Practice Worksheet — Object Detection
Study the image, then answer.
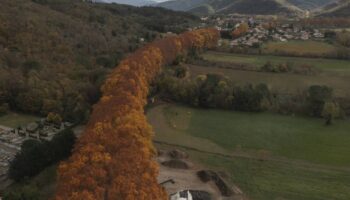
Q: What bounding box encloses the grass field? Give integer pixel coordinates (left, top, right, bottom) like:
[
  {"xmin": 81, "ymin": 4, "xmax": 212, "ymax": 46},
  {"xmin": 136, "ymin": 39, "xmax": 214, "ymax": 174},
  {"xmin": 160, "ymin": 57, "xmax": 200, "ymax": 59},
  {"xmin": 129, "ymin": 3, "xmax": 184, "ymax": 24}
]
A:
[
  {"xmin": 4, "ymin": 165, "xmax": 57, "ymax": 200},
  {"xmin": 188, "ymin": 64, "xmax": 350, "ymax": 97},
  {"xmin": 203, "ymin": 51, "xmax": 350, "ymax": 72},
  {"xmin": 196, "ymin": 52, "xmax": 350, "ymax": 97},
  {"xmin": 262, "ymin": 40, "xmax": 337, "ymax": 55},
  {"xmin": 192, "ymin": 152, "xmax": 350, "ymax": 200},
  {"xmin": 0, "ymin": 112, "xmax": 40, "ymax": 128},
  {"xmin": 148, "ymin": 104, "xmax": 350, "ymax": 200}
]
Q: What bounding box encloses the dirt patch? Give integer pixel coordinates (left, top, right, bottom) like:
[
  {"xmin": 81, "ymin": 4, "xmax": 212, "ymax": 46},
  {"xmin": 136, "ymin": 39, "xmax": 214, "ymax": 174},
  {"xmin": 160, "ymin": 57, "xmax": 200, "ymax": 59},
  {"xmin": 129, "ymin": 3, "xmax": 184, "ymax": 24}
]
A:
[
  {"xmin": 162, "ymin": 159, "xmax": 191, "ymax": 169},
  {"xmin": 168, "ymin": 149, "xmax": 189, "ymax": 159},
  {"xmin": 157, "ymin": 148, "xmax": 247, "ymax": 200},
  {"xmin": 197, "ymin": 170, "xmax": 233, "ymax": 197},
  {"xmin": 157, "ymin": 148, "xmax": 222, "ymax": 199}
]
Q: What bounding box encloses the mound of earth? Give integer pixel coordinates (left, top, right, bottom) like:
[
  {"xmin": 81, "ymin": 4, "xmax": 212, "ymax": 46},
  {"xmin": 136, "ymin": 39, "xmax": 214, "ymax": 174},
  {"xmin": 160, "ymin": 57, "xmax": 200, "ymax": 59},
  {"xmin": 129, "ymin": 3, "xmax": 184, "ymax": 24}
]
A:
[
  {"xmin": 168, "ymin": 149, "xmax": 189, "ymax": 159},
  {"xmin": 197, "ymin": 170, "xmax": 233, "ymax": 197},
  {"xmin": 162, "ymin": 159, "xmax": 191, "ymax": 169},
  {"xmin": 174, "ymin": 190, "xmax": 212, "ymax": 200}
]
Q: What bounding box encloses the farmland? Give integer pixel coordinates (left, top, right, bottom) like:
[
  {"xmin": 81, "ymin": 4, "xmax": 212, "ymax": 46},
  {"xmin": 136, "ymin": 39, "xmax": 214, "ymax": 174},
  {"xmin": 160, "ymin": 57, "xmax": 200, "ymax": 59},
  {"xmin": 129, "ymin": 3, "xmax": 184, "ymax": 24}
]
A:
[
  {"xmin": 262, "ymin": 40, "xmax": 338, "ymax": 55},
  {"xmin": 0, "ymin": 112, "xmax": 40, "ymax": 128},
  {"xmin": 202, "ymin": 51, "xmax": 350, "ymax": 72},
  {"xmin": 148, "ymin": 104, "xmax": 350, "ymax": 200},
  {"xmin": 192, "ymin": 52, "xmax": 350, "ymax": 97}
]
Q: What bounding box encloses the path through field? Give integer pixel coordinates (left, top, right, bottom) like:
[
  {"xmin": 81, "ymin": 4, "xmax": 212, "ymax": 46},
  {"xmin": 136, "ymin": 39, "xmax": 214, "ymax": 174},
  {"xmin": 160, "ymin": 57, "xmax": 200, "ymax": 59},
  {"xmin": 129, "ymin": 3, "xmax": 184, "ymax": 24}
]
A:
[
  {"xmin": 149, "ymin": 105, "xmax": 350, "ymax": 172},
  {"xmin": 147, "ymin": 104, "xmax": 350, "ymax": 199}
]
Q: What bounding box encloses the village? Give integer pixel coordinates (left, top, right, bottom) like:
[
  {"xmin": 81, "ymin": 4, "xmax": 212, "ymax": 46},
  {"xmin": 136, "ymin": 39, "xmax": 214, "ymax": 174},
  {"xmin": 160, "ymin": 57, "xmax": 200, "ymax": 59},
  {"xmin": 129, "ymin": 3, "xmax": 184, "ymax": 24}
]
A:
[
  {"xmin": 0, "ymin": 117, "xmax": 73, "ymax": 184},
  {"xmin": 229, "ymin": 24, "xmax": 325, "ymax": 47},
  {"xmin": 201, "ymin": 15, "xmax": 326, "ymax": 48}
]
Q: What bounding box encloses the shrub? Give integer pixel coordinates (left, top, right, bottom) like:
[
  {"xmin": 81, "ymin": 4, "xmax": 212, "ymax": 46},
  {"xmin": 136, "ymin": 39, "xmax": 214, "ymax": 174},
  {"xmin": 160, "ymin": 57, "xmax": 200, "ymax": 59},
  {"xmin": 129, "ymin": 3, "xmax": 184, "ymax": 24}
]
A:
[
  {"xmin": 9, "ymin": 129, "xmax": 76, "ymax": 181},
  {"xmin": 3, "ymin": 185, "xmax": 40, "ymax": 200},
  {"xmin": 307, "ymin": 85, "xmax": 333, "ymax": 117},
  {"xmin": 46, "ymin": 112, "xmax": 62, "ymax": 125},
  {"xmin": 0, "ymin": 103, "xmax": 9, "ymax": 116},
  {"xmin": 174, "ymin": 65, "xmax": 187, "ymax": 78},
  {"xmin": 233, "ymin": 84, "xmax": 270, "ymax": 112},
  {"xmin": 96, "ymin": 56, "xmax": 113, "ymax": 68},
  {"xmin": 322, "ymin": 101, "xmax": 341, "ymax": 125},
  {"xmin": 336, "ymin": 31, "xmax": 350, "ymax": 47}
]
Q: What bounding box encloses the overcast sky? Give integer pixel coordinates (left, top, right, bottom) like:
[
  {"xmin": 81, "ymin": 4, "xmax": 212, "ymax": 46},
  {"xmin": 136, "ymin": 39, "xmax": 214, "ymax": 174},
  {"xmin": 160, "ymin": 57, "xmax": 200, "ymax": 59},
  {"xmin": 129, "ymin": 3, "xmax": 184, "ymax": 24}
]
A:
[{"xmin": 104, "ymin": 0, "xmax": 168, "ymax": 2}]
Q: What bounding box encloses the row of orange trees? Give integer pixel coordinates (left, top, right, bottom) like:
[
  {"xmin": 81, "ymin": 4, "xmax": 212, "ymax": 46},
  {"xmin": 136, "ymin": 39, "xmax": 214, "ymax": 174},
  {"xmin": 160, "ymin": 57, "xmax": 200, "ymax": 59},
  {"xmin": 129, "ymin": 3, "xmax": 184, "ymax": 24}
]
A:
[{"xmin": 54, "ymin": 28, "xmax": 219, "ymax": 200}]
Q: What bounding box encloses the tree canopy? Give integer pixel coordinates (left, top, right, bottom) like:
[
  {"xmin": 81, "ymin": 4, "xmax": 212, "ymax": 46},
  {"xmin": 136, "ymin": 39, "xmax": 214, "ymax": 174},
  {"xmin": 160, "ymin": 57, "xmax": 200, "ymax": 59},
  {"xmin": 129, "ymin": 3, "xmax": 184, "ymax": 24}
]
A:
[{"xmin": 54, "ymin": 28, "xmax": 220, "ymax": 200}]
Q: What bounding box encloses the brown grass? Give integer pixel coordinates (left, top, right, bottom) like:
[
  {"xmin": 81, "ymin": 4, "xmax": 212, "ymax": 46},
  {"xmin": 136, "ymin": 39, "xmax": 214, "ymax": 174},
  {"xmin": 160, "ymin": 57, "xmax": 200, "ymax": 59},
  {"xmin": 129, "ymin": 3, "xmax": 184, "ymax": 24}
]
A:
[{"xmin": 186, "ymin": 64, "xmax": 350, "ymax": 97}]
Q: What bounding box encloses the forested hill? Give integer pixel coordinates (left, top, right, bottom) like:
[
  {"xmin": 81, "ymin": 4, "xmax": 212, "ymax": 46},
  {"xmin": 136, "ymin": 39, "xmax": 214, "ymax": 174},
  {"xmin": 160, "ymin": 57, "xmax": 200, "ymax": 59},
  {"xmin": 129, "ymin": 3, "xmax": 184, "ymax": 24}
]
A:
[
  {"xmin": 318, "ymin": 0, "xmax": 350, "ymax": 17},
  {"xmin": 156, "ymin": 0, "xmax": 304, "ymax": 16},
  {"xmin": 0, "ymin": 0, "xmax": 198, "ymax": 122},
  {"xmin": 286, "ymin": 0, "xmax": 336, "ymax": 10}
]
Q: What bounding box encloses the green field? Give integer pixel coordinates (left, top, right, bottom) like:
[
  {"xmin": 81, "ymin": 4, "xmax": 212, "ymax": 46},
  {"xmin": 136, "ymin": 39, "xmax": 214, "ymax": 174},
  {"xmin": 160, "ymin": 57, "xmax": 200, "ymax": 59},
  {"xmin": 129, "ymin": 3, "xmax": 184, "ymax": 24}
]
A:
[
  {"xmin": 196, "ymin": 52, "xmax": 350, "ymax": 97},
  {"xmin": 203, "ymin": 51, "xmax": 350, "ymax": 72},
  {"xmin": 262, "ymin": 40, "xmax": 337, "ymax": 55},
  {"xmin": 0, "ymin": 112, "xmax": 40, "ymax": 128},
  {"xmin": 148, "ymin": 104, "xmax": 350, "ymax": 200},
  {"xmin": 4, "ymin": 165, "xmax": 57, "ymax": 200},
  {"xmin": 192, "ymin": 152, "xmax": 350, "ymax": 200}
]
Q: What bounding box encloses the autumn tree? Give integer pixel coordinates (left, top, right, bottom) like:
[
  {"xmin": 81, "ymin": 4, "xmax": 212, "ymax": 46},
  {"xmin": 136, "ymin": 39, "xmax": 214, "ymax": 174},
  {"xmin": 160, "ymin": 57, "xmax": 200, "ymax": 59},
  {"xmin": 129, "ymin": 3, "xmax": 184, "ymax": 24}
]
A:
[
  {"xmin": 322, "ymin": 101, "xmax": 340, "ymax": 125},
  {"xmin": 232, "ymin": 23, "xmax": 249, "ymax": 39},
  {"xmin": 54, "ymin": 28, "xmax": 220, "ymax": 200}
]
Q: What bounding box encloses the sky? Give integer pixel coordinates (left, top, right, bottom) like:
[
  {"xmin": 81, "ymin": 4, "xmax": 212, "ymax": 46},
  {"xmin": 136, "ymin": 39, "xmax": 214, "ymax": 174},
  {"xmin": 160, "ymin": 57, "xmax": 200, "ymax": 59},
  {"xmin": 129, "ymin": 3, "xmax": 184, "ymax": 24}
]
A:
[{"xmin": 104, "ymin": 0, "xmax": 168, "ymax": 2}]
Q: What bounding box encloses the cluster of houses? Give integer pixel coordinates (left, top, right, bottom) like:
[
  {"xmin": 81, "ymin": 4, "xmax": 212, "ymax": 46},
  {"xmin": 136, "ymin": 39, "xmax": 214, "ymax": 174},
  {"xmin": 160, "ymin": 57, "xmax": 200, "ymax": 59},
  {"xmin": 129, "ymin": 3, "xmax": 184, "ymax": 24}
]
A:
[
  {"xmin": 233, "ymin": 24, "xmax": 324, "ymax": 47},
  {"xmin": 228, "ymin": 24, "xmax": 325, "ymax": 47},
  {"xmin": 0, "ymin": 119, "xmax": 73, "ymax": 182},
  {"xmin": 207, "ymin": 15, "xmax": 326, "ymax": 48}
]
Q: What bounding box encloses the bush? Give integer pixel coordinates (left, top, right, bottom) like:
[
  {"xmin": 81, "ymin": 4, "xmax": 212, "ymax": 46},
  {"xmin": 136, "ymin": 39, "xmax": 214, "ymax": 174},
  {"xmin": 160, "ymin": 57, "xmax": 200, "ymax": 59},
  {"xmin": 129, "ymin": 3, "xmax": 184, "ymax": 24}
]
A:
[
  {"xmin": 21, "ymin": 60, "xmax": 41, "ymax": 75},
  {"xmin": 0, "ymin": 103, "xmax": 9, "ymax": 116},
  {"xmin": 96, "ymin": 55, "xmax": 114, "ymax": 68},
  {"xmin": 307, "ymin": 85, "xmax": 333, "ymax": 117},
  {"xmin": 336, "ymin": 31, "xmax": 350, "ymax": 47},
  {"xmin": 9, "ymin": 129, "xmax": 76, "ymax": 181},
  {"xmin": 46, "ymin": 112, "xmax": 62, "ymax": 125},
  {"xmin": 322, "ymin": 101, "xmax": 341, "ymax": 125},
  {"xmin": 174, "ymin": 65, "xmax": 187, "ymax": 78},
  {"xmin": 233, "ymin": 84, "xmax": 270, "ymax": 112},
  {"xmin": 261, "ymin": 61, "xmax": 292, "ymax": 73},
  {"xmin": 3, "ymin": 185, "xmax": 40, "ymax": 200}
]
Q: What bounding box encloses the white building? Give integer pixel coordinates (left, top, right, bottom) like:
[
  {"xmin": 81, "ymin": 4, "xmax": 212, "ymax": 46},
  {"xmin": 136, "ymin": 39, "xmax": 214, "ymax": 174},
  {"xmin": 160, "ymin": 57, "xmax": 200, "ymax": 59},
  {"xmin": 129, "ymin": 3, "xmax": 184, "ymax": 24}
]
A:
[{"xmin": 170, "ymin": 190, "xmax": 193, "ymax": 200}]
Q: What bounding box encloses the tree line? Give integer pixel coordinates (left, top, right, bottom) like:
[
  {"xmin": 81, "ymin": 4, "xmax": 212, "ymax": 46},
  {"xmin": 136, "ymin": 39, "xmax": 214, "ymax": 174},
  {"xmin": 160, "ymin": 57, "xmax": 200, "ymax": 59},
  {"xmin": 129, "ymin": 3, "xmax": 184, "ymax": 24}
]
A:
[
  {"xmin": 53, "ymin": 28, "xmax": 220, "ymax": 200},
  {"xmin": 154, "ymin": 67, "xmax": 344, "ymax": 125},
  {"xmin": 0, "ymin": 0, "xmax": 198, "ymax": 122}
]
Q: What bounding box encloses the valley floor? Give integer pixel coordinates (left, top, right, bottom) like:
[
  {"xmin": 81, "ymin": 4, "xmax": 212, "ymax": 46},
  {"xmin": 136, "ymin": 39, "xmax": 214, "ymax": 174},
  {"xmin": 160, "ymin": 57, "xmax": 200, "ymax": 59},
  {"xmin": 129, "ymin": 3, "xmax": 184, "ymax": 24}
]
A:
[
  {"xmin": 200, "ymin": 52, "xmax": 350, "ymax": 97},
  {"xmin": 147, "ymin": 104, "xmax": 350, "ymax": 200}
]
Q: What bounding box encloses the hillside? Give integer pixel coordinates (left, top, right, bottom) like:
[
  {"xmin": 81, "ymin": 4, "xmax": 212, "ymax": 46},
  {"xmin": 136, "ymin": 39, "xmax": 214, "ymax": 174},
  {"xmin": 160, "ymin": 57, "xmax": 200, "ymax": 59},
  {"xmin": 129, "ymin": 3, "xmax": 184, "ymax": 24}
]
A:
[
  {"xmin": 0, "ymin": 0, "xmax": 198, "ymax": 121},
  {"xmin": 217, "ymin": 0, "xmax": 304, "ymax": 15},
  {"xmin": 188, "ymin": 4, "xmax": 215, "ymax": 15},
  {"xmin": 318, "ymin": 0, "xmax": 350, "ymax": 17},
  {"xmin": 100, "ymin": 0, "xmax": 157, "ymax": 6},
  {"xmin": 287, "ymin": 0, "xmax": 335, "ymax": 10},
  {"xmin": 156, "ymin": 0, "xmax": 304, "ymax": 16},
  {"xmin": 156, "ymin": 0, "xmax": 209, "ymax": 11}
]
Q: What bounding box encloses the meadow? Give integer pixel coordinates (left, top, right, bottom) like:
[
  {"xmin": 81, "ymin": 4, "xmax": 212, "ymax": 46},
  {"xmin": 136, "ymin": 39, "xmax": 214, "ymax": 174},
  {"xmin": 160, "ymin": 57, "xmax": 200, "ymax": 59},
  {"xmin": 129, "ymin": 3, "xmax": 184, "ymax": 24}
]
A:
[
  {"xmin": 202, "ymin": 51, "xmax": 350, "ymax": 72},
  {"xmin": 0, "ymin": 112, "xmax": 40, "ymax": 128},
  {"xmin": 195, "ymin": 52, "xmax": 350, "ymax": 97},
  {"xmin": 262, "ymin": 40, "xmax": 337, "ymax": 55},
  {"xmin": 147, "ymin": 104, "xmax": 350, "ymax": 200}
]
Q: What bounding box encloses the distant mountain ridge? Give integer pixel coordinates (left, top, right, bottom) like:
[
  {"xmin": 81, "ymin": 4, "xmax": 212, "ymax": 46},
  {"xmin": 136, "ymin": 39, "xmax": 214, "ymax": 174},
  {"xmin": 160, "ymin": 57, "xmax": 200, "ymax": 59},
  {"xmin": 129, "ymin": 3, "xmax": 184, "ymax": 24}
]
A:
[
  {"xmin": 99, "ymin": 0, "xmax": 157, "ymax": 6},
  {"xmin": 156, "ymin": 0, "xmax": 304, "ymax": 16},
  {"xmin": 286, "ymin": 0, "xmax": 336, "ymax": 10},
  {"xmin": 317, "ymin": 0, "xmax": 350, "ymax": 17}
]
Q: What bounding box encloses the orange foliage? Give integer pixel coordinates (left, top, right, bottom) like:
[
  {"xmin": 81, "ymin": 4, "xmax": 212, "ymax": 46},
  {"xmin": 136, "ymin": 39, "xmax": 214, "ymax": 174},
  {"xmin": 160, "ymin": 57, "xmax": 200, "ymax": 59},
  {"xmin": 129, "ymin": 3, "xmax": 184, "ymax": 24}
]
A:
[
  {"xmin": 232, "ymin": 23, "xmax": 249, "ymax": 39},
  {"xmin": 54, "ymin": 28, "xmax": 219, "ymax": 200}
]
